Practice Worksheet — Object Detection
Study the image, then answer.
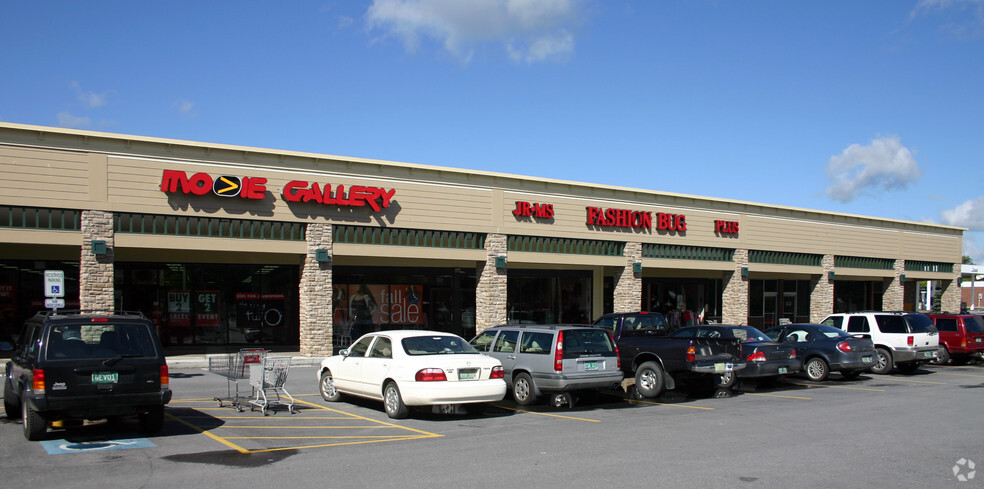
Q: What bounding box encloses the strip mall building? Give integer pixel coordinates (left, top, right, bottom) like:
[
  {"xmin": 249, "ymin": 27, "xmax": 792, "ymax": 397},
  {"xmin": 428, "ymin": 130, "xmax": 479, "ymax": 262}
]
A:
[{"xmin": 0, "ymin": 122, "xmax": 964, "ymax": 355}]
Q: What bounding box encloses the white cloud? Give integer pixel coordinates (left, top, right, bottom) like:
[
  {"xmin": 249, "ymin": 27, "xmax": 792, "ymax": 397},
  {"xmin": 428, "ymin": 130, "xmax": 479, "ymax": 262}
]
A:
[
  {"xmin": 70, "ymin": 81, "xmax": 111, "ymax": 108},
  {"xmin": 366, "ymin": 0, "xmax": 581, "ymax": 63},
  {"xmin": 57, "ymin": 111, "xmax": 92, "ymax": 129},
  {"xmin": 910, "ymin": 0, "xmax": 984, "ymax": 38},
  {"xmin": 175, "ymin": 99, "xmax": 195, "ymax": 116},
  {"xmin": 941, "ymin": 196, "xmax": 984, "ymax": 230},
  {"xmin": 824, "ymin": 136, "xmax": 923, "ymax": 203}
]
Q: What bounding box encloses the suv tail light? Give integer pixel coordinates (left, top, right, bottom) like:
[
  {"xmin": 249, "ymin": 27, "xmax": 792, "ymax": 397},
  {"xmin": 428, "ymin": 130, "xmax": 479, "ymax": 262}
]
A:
[
  {"xmin": 415, "ymin": 368, "xmax": 448, "ymax": 381},
  {"xmin": 32, "ymin": 369, "xmax": 45, "ymax": 394},
  {"xmin": 836, "ymin": 341, "xmax": 853, "ymax": 352},
  {"xmin": 490, "ymin": 366, "xmax": 504, "ymax": 379},
  {"xmin": 686, "ymin": 344, "xmax": 696, "ymax": 362},
  {"xmin": 554, "ymin": 330, "xmax": 565, "ymax": 372},
  {"xmin": 160, "ymin": 365, "xmax": 169, "ymax": 389},
  {"xmin": 907, "ymin": 336, "xmax": 914, "ymax": 347},
  {"xmin": 961, "ymin": 338, "xmax": 967, "ymax": 348},
  {"xmin": 746, "ymin": 351, "xmax": 767, "ymax": 362}
]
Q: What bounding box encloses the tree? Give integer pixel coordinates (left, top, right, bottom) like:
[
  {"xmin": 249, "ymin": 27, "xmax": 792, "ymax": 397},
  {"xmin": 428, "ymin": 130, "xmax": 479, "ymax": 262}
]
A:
[{"xmin": 963, "ymin": 255, "xmax": 974, "ymax": 265}]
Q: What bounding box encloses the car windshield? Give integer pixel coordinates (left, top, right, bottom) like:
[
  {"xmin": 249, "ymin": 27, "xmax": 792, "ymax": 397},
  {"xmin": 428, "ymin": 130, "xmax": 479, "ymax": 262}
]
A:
[
  {"xmin": 965, "ymin": 316, "xmax": 984, "ymax": 333},
  {"xmin": 904, "ymin": 314, "xmax": 938, "ymax": 334},
  {"xmin": 46, "ymin": 322, "xmax": 157, "ymax": 360},
  {"xmin": 812, "ymin": 325, "xmax": 851, "ymax": 339},
  {"xmin": 402, "ymin": 335, "xmax": 479, "ymax": 355}
]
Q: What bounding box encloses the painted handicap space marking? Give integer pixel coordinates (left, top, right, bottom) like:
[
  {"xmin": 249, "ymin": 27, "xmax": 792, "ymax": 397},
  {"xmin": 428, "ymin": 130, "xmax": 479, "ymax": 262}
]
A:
[{"xmin": 41, "ymin": 437, "xmax": 155, "ymax": 454}]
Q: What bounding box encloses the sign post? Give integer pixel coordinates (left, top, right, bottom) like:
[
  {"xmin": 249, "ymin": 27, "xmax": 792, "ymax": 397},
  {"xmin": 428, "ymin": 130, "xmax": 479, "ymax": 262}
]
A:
[{"xmin": 43, "ymin": 270, "xmax": 65, "ymax": 311}]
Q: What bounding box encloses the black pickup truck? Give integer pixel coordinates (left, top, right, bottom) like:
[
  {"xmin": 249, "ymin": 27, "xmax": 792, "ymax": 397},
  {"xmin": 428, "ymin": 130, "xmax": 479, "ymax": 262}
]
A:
[{"xmin": 594, "ymin": 312, "xmax": 746, "ymax": 398}]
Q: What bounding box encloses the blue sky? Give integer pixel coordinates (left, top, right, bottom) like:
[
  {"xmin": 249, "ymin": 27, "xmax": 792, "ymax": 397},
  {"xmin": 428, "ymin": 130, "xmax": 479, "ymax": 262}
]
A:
[{"xmin": 3, "ymin": 1, "xmax": 983, "ymax": 262}]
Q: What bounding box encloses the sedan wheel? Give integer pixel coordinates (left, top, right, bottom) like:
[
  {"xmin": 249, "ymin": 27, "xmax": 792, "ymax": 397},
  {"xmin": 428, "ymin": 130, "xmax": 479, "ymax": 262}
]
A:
[
  {"xmin": 383, "ymin": 382, "xmax": 409, "ymax": 419},
  {"xmin": 319, "ymin": 370, "xmax": 342, "ymax": 402},
  {"xmin": 804, "ymin": 357, "xmax": 829, "ymax": 382}
]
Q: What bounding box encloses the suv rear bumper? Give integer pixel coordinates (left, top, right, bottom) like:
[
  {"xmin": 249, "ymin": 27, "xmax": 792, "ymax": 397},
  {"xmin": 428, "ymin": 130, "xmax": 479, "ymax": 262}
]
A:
[
  {"xmin": 28, "ymin": 389, "xmax": 172, "ymax": 419},
  {"xmin": 892, "ymin": 347, "xmax": 938, "ymax": 363}
]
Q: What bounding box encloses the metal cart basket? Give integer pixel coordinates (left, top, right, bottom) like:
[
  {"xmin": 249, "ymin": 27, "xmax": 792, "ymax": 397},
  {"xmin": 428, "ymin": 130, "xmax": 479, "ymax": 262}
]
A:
[
  {"xmin": 208, "ymin": 349, "xmax": 268, "ymax": 411},
  {"xmin": 248, "ymin": 356, "xmax": 296, "ymax": 415}
]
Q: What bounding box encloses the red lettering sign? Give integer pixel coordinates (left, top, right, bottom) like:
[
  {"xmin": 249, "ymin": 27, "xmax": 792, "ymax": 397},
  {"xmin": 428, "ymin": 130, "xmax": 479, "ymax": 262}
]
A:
[
  {"xmin": 282, "ymin": 181, "xmax": 395, "ymax": 212},
  {"xmin": 513, "ymin": 201, "xmax": 554, "ymax": 219},
  {"xmin": 714, "ymin": 220, "xmax": 739, "ymax": 235},
  {"xmin": 161, "ymin": 170, "xmax": 266, "ymax": 200}
]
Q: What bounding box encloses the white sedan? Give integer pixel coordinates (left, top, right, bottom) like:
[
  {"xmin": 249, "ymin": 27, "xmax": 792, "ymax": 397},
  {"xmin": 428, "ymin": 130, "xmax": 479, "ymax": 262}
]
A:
[{"xmin": 317, "ymin": 330, "xmax": 506, "ymax": 418}]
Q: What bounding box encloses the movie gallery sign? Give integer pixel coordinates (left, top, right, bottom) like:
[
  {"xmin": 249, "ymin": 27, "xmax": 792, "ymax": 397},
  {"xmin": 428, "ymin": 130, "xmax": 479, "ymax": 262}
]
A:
[{"xmin": 160, "ymin": 170, "xmax": 396, "ymax": 211}]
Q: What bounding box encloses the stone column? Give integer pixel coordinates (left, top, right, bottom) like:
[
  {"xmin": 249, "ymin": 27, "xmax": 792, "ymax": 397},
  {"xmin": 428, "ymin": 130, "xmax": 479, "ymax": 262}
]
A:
[
  {"xmin": 299, "ymin": 223, "xmax": 333, "ymax": 356},
  {"xmin": 810, "ymin": 254, "xmax": 835, "ymax": 322},
  {"xmin": 722, "ymin": 249, "xmax": 749, "ymax": 324},
  {"xmin": 940, "ymin": 262, "xmax": 963, "ymax": 313},
  {"xmin": 476, "ymin": 233, "xmax": 507, "ymax": 333},
  {"xmin": 883, "ymin": 259, "xmax": 905, "ymax": 311},
  {"xmin": 613, "ymin": 242, "xmax": 642, "ymax": 313},
  {"xmin": 80, "ymin": 210, "xmax": 114, "ymax": 313}
]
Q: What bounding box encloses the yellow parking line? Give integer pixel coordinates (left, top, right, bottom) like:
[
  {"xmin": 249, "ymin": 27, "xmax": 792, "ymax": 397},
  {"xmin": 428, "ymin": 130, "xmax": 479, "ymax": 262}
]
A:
[
  {"xmin": 166, "ymin": 412, "xmax": 251, "ymax": 454},
  {"xmin": 791, "ymin": 383, "xmax": 886, "ymax": 392},
  {"xmin": 623, "ymin": 399, "xmax": 715, "ymax": 410},
  {"xmin": 745, "ymin": 393, "xmax": 811, "ymax": 400},
  {"xmin": 879, "ymin": 377, "xmax": 947, "ymax": 385},
  {"xmin": 208, "ymin": 425, "xmax": 396, "ymax": 429},
  {"xmin": 494, "ymin": 405, "xmax": 601, "ymax": 421}
]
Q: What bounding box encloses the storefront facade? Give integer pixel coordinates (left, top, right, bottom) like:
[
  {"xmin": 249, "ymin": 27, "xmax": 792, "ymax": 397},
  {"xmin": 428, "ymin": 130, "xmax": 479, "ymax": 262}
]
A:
[{"xmin": 0, "ymin": 123, "xmax": 965, "ymax": 355}]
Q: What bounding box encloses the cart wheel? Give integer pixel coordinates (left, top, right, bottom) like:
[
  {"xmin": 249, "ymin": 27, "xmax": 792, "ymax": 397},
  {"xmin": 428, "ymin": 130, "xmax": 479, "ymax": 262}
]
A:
[
  {"xmin": 263, "ymin": 410, "xmax": 270, "ymax": 416},
  {"xmin": 216, "ymin": 400, "xmax": 223, "ymax": 407},
  {"xmin": 236, "ymin": 405, "xmax": 243, "ymax": 413},
  {"xmin": 249, "ymin": 405, "xmax": 255, "ymax": 412}
]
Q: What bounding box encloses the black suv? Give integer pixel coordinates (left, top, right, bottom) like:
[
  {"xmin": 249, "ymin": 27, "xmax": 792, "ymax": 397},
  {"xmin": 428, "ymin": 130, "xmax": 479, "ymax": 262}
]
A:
[{"xmin": 3, "ymin": 310, "xmax": 172, "ymax": 440}]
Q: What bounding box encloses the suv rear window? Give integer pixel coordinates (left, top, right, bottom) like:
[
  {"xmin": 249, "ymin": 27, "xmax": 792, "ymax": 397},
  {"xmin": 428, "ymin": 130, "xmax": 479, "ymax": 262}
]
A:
[
  {"xmin": 964, "ymin": 316, "xmax": 984, "ymax": 333},
  {"xmin": 874, "ymin": 315, "xmax": 908, "ymax": 334},
  {"xmin": 46, "ymin": 322, "xmax": 158, "ymax": 360},
  {"xmin": 562, "ymin": 329, "xmax": 615, "ymax": 357},
  {"xmin": 903, "ymin": 314, "xmax": 937, "ymax": 334}
]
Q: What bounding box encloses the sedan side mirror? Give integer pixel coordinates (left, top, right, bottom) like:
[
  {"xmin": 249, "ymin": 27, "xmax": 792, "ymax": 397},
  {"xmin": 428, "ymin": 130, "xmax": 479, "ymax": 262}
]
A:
[{"xmin": 338, "ymin": 348, "xmax": 349, "ymax": 357}]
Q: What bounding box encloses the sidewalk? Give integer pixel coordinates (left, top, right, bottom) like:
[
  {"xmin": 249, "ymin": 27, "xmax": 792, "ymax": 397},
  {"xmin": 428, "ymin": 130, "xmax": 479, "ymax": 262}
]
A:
[{"xmin": 166, "ymin": 352, "xmax": 324, "ymax": 370}]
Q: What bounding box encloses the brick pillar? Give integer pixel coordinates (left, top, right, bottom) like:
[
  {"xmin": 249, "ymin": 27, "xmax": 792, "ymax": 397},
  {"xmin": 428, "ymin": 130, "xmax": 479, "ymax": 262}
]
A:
[
  {"xmin": 476, "ymin": 233, "xmax": 507, "ymax": 333},
  {"xmin": 883, "ymin": 259, "xmax": 905, "ymax": 311},
  {"xmin": 613, "ymin": 242, "xmax": 642, "ymax": 313},
  {"xmin": 810, "ymin": 254, "xmax": 835, "ymax": 322},
  {"xmin": 80, "ymin": 210, "xmax": 114, "ymax": 313},
  {"xmin": 722, "ymin": 249, "xmax": 749, "ymax": 324},
  {"xmin": 299, "ymin": 223, "xmax": 333, "ymax": 356},
  {"xmin": 940, "ymin": 262, "xmax": 962, "ymax": 313}
]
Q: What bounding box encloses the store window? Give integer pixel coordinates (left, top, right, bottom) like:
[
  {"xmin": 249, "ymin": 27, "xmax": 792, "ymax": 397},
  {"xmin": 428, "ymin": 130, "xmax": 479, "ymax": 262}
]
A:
[
  {"xmin": 115, "ymin": 263, "xmax": 299, "ymax": 347},
  {"xmin": 643, "ymin": 278, "xmax": 722, "ymax": 326},
  {"xmin": 507, "ymin": 270, "xmax": 592, "ymax": 325},
  {"xmin": 0, "ymin": 260, "xmax": 80, "ymax": 344}
]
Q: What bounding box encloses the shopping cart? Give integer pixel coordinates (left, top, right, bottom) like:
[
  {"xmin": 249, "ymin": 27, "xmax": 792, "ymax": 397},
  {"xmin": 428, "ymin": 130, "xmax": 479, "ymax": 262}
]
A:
[
  {"xmin": 247, "ymin": 356, "xmax": 296, "ymax": 415},
  {"xmin": 208, "ymin": 349, "xmax": 268, "ymax": 412}
]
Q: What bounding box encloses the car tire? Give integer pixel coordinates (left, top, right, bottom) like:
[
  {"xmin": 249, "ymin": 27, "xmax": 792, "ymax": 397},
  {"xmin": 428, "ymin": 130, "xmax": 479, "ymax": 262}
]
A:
[
  {"xmin": 804, "ymin": 357, "xmax": 829, "ymax": 382},
  {"xmin": 714, "ymin": 371, "xmax": 737, "ymax": 389},
  {"xmin": 512, "ymin": 372, "xmax": 537, "ymax": 406},
  {"xmin": 383, "ymin": 382, "xmax": 409, "ymax": 419},
  {"xmin": 634, "ymin": 361, "xmax": 665, "ymax": 398},
  {"xmin": 931, "ymin": 346, "xmax": 950, "ymax": 365},
  {"xmin": 139, "ymin": 406, "xmax": 165, "ymax": 434},
  {"xmin": 319, "ymin": 370, "xmax": 342, "ymax": 402},
  {"xmin": 22, "ymin": 393, "xmax": 46, "ymax": 441},
  {"xmin": 870, "ymin": 347, "xmax": 893, "ymax": 375},
  {"xmin": 4, "ymin": 376, "xmax": 21, "ymax": 420}
]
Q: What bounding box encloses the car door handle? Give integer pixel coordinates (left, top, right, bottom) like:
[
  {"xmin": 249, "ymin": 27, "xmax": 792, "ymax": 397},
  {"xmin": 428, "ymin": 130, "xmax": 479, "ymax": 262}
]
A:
[{"xmin": 507, "ymin": 355, "xmax": 516, "ymax": 360}]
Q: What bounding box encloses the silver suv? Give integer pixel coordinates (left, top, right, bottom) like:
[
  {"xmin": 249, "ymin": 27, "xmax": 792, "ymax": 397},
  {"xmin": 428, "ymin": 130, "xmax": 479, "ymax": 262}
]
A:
[
  {"xmin": 470, "ymin": 324, "xmax": 623, "ymax": 407},
  {"xmin": 819, "ymin": 312, "xmax": 938, "ymax": 374}
]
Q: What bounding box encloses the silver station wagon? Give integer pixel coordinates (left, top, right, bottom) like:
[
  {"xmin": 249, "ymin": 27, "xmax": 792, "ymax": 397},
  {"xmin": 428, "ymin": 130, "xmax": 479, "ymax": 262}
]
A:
[{"xmin": 470, "ymin": 324, "xmax": 623, "ymax": 408}]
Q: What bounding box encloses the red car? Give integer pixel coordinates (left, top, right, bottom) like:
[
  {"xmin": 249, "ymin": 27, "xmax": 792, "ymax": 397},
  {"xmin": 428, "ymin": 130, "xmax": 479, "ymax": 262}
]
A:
[{"xmin": 926, "ymin": 314, "xmax": 984, "ymax": 365}]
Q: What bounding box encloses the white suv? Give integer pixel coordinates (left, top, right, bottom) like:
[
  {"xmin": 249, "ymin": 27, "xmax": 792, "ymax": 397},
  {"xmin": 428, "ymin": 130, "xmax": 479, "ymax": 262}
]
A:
[{"xmin": 819, "ymin": 312, "xmax": 939, "ymax": 375}]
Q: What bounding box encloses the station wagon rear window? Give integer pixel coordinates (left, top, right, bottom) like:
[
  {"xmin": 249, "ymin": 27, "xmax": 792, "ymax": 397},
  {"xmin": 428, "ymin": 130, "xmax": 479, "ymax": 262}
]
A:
[
  {"xmin": 562, "ymin": 329, "xmax": 615, "ymax": 357},
  {"xmin": 965, "ymin": 316, "xmax": 984, "ymax": 333}
]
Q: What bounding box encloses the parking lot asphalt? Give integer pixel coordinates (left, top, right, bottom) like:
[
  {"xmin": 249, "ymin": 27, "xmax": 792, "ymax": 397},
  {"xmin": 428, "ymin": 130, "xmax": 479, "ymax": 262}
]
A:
[{"xmin": 2, "ymin": 362, "xmax": 983, "ymax": 489}]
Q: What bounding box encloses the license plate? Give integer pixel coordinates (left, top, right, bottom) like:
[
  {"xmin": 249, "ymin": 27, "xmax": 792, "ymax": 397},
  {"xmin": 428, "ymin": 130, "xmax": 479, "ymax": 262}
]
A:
[
  {"xmin": 583, "ymin": 361, "xmax": 598, "ymax": 371},
  {"xmin": 458, "ymin": 369, "xmax": 478, "ymax": 381},
  {"xmin": 976, "ymin": 338, "xmax": 981, "ymax": 344},
  {"xmin": 862, "ymin": 356, "xmax": 872, "ymax": 364},
  {"xmin": 778, "ymin": 367, "xmax": 788, "ymax": 374},
  {"xmin": 92, "ymin": 372, "xmax": 118, "ymax": 384},
  {"xmin": 714, "ymin": 363, "xmax": 733, "ymax": 372}
]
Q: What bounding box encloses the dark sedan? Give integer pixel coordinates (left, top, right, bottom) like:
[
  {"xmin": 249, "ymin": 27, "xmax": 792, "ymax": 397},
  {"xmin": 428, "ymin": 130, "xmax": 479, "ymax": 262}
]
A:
[
  {"xmin": 669, "ymin": 325, "xmax": 800, "ymax": 388},
  {"xmin": 763, "ymin": 324, "xmax": 875, "ymax": 381}
]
